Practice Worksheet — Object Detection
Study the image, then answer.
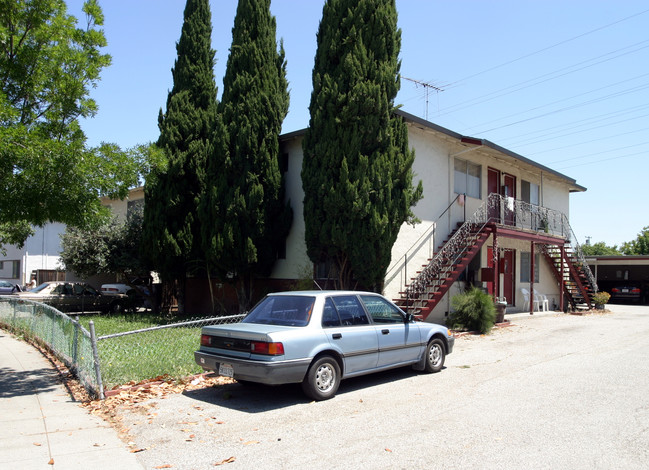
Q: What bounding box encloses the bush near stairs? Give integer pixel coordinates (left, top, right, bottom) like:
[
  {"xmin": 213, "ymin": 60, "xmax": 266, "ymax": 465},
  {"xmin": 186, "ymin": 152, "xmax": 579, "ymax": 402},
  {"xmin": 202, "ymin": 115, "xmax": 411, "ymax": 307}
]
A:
[{"xmin": 447, "ymin": 287, "xmax": 496, "ymax": 334}]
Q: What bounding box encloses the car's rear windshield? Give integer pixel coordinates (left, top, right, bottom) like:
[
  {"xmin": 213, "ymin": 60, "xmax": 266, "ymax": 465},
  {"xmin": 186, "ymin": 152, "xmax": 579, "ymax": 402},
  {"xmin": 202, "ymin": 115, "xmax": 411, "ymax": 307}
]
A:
[{"xmin": 242, "ymin": 295, "xmax": 315, "ymax": 327}]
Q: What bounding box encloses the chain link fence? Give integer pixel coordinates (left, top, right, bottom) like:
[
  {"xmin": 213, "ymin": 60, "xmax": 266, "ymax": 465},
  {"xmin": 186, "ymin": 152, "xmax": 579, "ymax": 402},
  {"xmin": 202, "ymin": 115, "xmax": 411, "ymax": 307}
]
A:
[
  {"xmin": 0, "ymin": 296, "xmax": 99, "ymax": 394},
  {"xmin": 95, "ymin": 314, "xmax": 244, "ymax": 394},
  {"xmin": 0, "ymin": 296, "xmax": 244, "ymax": 399}
]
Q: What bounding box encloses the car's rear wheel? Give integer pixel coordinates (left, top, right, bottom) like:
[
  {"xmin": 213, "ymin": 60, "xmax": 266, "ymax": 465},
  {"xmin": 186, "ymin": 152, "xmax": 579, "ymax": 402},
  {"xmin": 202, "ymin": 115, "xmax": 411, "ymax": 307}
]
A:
[
  {"xmin": 302, "ymin": 355, "xmax": 340, "ymax": 401},
  {"xmin": 108, "ymin": 301, "xmax": 124, "ymax": 314},
  {"xmin": 424, "ymin": 338, "xmax": 445, "ymax": 373}
]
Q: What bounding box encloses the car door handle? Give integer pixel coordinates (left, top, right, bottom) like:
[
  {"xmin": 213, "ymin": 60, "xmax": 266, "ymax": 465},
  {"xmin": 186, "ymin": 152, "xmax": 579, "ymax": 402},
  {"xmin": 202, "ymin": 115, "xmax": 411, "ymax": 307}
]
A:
[
  {"xmin": 332, "ymin": 333, "xmax": 342, "ymax": 340},
  {"xmin": 382, "ymin": 329, "xmax": 390, "ymax": 335}
]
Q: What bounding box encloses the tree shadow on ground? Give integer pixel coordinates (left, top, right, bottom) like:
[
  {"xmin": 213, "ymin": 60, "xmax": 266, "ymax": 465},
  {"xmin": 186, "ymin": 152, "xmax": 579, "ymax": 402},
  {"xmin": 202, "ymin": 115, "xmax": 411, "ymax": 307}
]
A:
[{"xmin": 0, "ymin": 366, "xmax": 59, "ymax": 398}]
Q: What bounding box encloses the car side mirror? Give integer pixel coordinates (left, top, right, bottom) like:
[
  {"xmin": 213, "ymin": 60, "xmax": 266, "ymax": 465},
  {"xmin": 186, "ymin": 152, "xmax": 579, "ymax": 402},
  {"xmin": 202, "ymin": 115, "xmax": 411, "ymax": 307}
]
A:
[{"xmin": 405, "ymin": 313, "xmax": 414, "ymax": 323}]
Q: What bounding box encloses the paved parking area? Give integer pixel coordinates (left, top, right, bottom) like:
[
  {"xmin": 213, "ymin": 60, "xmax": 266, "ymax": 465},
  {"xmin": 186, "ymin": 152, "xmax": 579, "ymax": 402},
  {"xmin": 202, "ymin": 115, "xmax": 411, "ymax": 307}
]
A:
[{"xmin": 110, "ymin": 305, "xmax": 649, "ymax": 469}]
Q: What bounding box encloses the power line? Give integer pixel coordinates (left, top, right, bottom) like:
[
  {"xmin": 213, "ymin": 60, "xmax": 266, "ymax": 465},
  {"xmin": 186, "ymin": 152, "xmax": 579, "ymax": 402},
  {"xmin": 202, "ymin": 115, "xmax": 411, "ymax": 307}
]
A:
[
  {"xmin": 500, "ymin": 102, "xmax": 649, "ymax": 147},
  {"xmin": 554, "ymin": 149, "xmax": 647, "ymax": 170},
  {"xmin": 471, "ymin": 81, "xmax": 649, "ymax": 135},
  {"xmin": 527, "ymin": 125, "xmax": 649, "ymax": 157},
  {"xmin": 442, "ymin": 7, "xmax": 649, "ymax": 88},
  {"xmin": 438, "ymin": 40, "xmax": 649, "ymax": 117}
]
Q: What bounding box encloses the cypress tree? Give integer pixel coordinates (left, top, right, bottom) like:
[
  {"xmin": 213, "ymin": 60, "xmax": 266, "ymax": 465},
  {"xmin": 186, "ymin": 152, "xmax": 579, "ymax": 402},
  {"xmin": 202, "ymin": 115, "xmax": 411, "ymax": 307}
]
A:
[
  {"xmin": 142, "ymin": 0, "xmax": 217, "ymax": 313},
  {"xmin": 302, "ymin": 0, "xmax": 423, "ymax": 291},
  {"xmin": 201, "ymin": 0, "xmax": 291, "ymax": 311}
]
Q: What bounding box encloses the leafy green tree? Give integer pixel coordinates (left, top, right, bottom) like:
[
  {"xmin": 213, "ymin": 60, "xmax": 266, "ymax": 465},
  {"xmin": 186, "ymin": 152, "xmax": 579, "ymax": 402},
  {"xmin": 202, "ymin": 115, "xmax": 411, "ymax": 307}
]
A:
[
  {"xmin": 302, "ymin": 0, "xmax": 422, "ymax": 291},
  {"xmin": 142, "ymin": 0, "xmax": 217, "ymax": 314},
  {"xmin": 201, "ymin": 0, "xmax": 291, "ymax": 311},
  {"xmin": 581, "ymin": 241, "xmax": 621, "ymax": 256},
  {"xmin": 621, "ymin": 226, "xmax": 649, "ymax": 255},
  {"xmin": 0, "ymin": 0, "xmax": 138, "ymax": 247},
  {"xmin": 60, "ymin": 205, "xmax": 148, "ymax": 281}
]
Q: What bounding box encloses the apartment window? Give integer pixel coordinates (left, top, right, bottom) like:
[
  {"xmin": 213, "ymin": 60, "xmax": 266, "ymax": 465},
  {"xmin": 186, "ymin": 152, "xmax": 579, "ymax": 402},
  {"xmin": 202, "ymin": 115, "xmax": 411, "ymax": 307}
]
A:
[
  {"xmin": 520, "ymin": 252, "xmax": 539, "ymax": 283},
  {"xmin": 10, "ymin": 260, "xmax": 20, "ymax": 279},
  {"xmin": 454, "ymin": 158, "xmax": 481, "ymax": 199},
  {"xmin": 521, "ymin": 180, "xmax": 540, "ymax": 206}
]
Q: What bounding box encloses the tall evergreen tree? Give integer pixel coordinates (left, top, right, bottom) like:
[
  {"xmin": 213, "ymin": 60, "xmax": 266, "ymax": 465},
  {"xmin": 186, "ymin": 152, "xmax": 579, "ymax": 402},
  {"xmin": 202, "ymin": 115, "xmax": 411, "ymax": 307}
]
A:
[
  {"xmin": 142, "ymin": 0, "xmax": 217, "ymax": 313},
  {"xmin": 201, "ymin": 0, "xmax": 291, "ymax": 311},
  {"xmin": 302, "ymin": 0, "xmax": 422, "ymax": 292}
]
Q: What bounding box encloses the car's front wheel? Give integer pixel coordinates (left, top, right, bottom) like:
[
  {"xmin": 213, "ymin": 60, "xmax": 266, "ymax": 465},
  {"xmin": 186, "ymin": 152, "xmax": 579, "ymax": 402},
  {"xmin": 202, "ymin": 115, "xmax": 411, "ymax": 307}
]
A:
[
  {"xmin": 301, "ymin": 355, "xmax": 340, "ymax": 401},
  {"xmin": 424, "ymin": 338, "xmax": 445, "ymax": 373}
]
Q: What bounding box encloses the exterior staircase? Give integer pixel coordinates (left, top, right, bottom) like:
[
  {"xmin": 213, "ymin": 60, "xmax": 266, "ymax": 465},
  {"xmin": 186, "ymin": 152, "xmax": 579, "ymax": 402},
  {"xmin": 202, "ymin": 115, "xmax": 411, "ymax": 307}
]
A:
[
  {"xmin": 541, "ymin": 243, "xmax": 596, "ymax": 310},
  {"xmin": 394, "ymin": 194, "xmax": 597, "ymax": 320}
]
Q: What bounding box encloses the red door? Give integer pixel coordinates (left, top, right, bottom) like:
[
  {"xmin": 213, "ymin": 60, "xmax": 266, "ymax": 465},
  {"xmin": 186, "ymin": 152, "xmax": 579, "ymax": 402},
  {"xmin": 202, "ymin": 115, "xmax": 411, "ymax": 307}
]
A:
[{"xmin": 487, "ymin": 247, "xmax": 515, "ymax": 304}]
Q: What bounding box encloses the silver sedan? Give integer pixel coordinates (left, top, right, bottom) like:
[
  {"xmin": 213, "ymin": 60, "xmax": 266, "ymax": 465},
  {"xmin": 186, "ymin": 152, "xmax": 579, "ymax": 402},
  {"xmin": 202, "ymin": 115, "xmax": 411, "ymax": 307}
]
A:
[{"xmin": 195, "ymin": 290, "xmax": 454, "ymax": 400}]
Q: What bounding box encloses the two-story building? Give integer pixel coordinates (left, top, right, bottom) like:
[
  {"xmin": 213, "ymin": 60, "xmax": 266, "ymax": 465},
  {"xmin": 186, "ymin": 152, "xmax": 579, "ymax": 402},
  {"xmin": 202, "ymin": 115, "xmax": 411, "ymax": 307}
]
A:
[{"xmin": 271, "ymin": 110, "xmax": 594, "ymax": 323}]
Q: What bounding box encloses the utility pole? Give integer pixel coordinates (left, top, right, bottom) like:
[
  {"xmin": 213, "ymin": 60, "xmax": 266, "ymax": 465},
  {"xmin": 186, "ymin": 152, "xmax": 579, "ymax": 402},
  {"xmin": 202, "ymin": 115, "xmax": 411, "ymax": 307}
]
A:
[{"xmin": 402, "ymin": 76, "xmax": 445, "ymax": 120}]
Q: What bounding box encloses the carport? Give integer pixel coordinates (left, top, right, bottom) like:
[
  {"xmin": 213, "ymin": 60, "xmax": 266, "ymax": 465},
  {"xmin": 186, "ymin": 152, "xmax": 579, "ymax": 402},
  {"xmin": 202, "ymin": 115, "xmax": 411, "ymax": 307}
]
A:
[{"xmin": 586, "ymin": 255, "xmax": 649, "ymax": 304}]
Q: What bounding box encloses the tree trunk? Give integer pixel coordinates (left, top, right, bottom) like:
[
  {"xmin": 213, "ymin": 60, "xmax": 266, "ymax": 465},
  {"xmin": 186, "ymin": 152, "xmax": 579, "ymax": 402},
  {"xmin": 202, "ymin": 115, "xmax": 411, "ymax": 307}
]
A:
[
  {"xmin": 175, "ymin": 277, "xmax": 186, "ymax": 315},
  {"xmin": 236, "ymin": 273, "xmax": 254, "ymax": 313}
]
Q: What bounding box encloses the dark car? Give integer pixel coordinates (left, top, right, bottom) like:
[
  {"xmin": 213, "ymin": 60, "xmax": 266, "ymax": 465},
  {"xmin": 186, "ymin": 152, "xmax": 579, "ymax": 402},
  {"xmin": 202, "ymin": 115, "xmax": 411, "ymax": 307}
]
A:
[
  {"xmin": 0, "ymin": 280, "xmax": 21, "ymax": 295},
  {"xmin": 610, "ymin": 285, "xmax": 643, "ymax": 304},
  {"xmin": 14, "ymin": 281, "xmax": 123, "ymax": 313}
]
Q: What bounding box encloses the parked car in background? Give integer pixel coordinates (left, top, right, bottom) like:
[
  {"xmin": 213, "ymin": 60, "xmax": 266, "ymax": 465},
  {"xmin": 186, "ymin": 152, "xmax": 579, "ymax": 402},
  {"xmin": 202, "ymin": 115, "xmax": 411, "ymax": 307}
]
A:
[
  {"xmin": 610, "ymin": 285, "xmax": 643, "ymax": 304},
  {"xmin": 15, "ymin": 281, "xmax": 124, "ymax": 313},
  {"xmin": 195, "ymin": 291, "xmax": 454, "ymax": 400},
  {"xmin": 101, "ymin": 279, "xmax": 152, "ymax": 311},
  {"xmin": 0, "ymin": 280, "xmax": 21, "ymax": 294}
]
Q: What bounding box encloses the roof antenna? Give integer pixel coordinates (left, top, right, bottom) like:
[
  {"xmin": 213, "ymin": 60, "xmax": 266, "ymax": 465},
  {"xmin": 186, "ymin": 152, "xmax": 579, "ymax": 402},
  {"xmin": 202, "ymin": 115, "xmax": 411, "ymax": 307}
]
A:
[
  {"xmin": 402, "ymin": 76, "xmax": 445, "ymax": 120},
  {"xmin": 313, "ymin": 280, "xmax": 323, "ymax": 291}
]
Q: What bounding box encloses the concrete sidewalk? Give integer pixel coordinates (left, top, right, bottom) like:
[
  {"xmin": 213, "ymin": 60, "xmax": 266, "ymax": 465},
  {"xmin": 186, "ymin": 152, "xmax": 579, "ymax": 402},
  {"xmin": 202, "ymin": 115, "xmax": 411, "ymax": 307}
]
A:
[{"xmin": 0, "ymin": 328, "xmax": 144, "ymax": 469}]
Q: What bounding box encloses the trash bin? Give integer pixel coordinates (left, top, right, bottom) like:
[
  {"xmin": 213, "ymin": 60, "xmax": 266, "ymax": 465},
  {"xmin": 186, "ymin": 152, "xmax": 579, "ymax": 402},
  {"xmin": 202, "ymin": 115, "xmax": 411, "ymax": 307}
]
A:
[{"xmin": 495, "ymin": 300, "xmax": 507, "ymax": 323}]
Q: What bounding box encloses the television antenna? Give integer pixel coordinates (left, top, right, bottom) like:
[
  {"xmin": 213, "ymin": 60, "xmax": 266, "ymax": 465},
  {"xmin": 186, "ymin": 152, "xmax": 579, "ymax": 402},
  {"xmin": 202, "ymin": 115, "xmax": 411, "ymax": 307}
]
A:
[{"xmin": 402, "ymin": 77, "xmax": 445, "ymax": 120}]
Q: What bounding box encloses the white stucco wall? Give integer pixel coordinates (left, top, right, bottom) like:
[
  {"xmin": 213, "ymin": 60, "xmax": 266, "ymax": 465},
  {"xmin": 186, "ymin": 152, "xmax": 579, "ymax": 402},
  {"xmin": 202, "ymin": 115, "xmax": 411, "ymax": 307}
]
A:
[
  {"xmin": 0, "ymin": 223, "xmax": 65, "ymax": 284},
  {"xmin": 271, "ymin": 136, "xmax": 311, "ymax": 280}
]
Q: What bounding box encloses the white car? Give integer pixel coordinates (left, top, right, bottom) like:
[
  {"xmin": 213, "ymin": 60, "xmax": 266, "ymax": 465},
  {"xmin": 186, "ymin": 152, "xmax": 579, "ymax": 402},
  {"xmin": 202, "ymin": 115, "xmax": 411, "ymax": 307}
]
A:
[
  {"xmin": 101, "ymin": 282, "xmax": 152, "ymax": 310},
  {"xmin": 195, "ymin": 290, "xmax": 454, "ymax": 400}
]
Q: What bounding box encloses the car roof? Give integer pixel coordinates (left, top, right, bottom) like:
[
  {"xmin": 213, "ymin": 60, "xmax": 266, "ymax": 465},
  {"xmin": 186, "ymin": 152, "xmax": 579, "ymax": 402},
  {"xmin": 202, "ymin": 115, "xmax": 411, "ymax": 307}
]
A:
[{"xmin": 267, "ymin": 290, "xmax": 381, "ymax": 297}]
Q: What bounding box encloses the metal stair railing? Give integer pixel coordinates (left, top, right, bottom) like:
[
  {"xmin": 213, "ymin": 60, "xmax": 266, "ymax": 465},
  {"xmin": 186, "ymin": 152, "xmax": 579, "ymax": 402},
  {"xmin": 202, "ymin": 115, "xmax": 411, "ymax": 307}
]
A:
[
  {"xmin": 405, "ymin": 194, "xmax": 495, "ymax": 302},
  {"xmin": 385, "ymin": 194, "xmax": 463, "ymax": 296},
  {"xmin": 560, "ymin": 214, "xmax": 598, "ymax": 293}
]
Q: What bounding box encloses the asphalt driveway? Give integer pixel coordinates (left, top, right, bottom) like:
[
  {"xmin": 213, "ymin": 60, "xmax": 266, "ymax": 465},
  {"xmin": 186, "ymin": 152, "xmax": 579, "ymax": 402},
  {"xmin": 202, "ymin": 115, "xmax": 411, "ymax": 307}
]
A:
[{"xmin": 118, "ymin": 305, "xmax": 649, "ymax": 469}]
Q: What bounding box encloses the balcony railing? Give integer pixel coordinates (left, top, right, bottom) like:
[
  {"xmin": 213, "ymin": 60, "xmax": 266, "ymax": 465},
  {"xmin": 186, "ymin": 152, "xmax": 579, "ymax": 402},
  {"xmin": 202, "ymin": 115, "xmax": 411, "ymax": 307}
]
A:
[{"xmin": 400, "ymin": 193, "xmax": 596, "ymax": 301}]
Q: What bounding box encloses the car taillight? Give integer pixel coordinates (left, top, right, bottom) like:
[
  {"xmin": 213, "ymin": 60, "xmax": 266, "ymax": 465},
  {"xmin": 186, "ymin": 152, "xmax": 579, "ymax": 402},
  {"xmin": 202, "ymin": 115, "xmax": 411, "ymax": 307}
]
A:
[
  {"xmin": 201, "ymin": 334, "xmax": 212, "ymax": 347},
  {"xmin": 250, "ymin": 341, "xmax": 284, "ymax": 355},
  {"xmin": 632, "ymin": 288, "xmax": 641, "ymax": 293},
  {"xmin": 611, "ymin": 288, "xmax": 619, "ymax": 293}
]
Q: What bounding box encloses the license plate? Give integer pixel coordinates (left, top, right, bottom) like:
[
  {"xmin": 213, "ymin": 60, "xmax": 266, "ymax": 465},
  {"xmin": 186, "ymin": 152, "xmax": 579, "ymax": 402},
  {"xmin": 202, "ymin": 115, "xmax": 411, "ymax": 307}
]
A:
[
  {"xmin": 622, "ymin": 289, "xmax": 629, "ymax": 293},
  {"xmin": 218, "ymin": 363, "xmax": 234, "ymax": 378}
]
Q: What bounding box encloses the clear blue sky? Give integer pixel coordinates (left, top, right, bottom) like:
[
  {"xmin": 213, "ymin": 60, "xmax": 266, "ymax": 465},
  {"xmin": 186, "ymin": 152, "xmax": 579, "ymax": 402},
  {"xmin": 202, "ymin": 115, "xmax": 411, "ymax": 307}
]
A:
[{"xmin": 68, "ymin": 0, "xmax": 649, "ymax": 248}]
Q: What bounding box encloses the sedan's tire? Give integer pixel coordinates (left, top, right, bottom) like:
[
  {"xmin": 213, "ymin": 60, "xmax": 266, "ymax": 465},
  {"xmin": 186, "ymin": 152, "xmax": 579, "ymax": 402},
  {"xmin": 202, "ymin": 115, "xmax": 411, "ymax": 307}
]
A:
[
  {"xmin": 301, "ymin": 355, "xmax": 341, "ymax": 401},
  {"xmin": 109, "ymin": 301, "xmax": 124, "ymax": 314},
  {"xmin": 424, "ymin": 338, "xmax": 445, "ymax": 373}
]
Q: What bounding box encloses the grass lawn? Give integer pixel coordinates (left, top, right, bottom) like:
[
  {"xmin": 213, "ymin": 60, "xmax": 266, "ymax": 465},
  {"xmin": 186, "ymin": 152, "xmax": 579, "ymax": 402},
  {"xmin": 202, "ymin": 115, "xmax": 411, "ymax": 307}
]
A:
[{"xmin": 78, "ymin": 312, "xmax": 209, "ymax": 389}]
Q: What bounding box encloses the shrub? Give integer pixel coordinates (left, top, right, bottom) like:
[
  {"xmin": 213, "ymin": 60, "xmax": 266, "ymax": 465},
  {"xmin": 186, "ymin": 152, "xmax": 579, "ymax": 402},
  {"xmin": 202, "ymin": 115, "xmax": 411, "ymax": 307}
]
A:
[
  {"xmin": 448, "ymin": 287, "xmax": 496, "ymax": 334},
  {"xmin": 592, "ymin": 291, "xmax": 610, "ymax": 307}
]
